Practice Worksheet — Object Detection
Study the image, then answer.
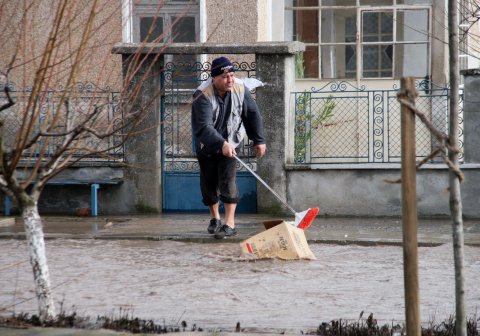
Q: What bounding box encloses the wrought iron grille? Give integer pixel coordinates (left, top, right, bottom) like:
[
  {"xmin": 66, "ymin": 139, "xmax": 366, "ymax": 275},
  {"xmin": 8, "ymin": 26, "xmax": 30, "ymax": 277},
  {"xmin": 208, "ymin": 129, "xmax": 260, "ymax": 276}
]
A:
[
  {"xmin": 0, "ymin": 82, "xmax": 124, "ymax": 163},
  {"xmin": 293, "ymin": 81, "xmax": 463, "ymax": 164},
  {"xmin": 161, "ymin": 61, "xmax": 258, "ymax": 172}
]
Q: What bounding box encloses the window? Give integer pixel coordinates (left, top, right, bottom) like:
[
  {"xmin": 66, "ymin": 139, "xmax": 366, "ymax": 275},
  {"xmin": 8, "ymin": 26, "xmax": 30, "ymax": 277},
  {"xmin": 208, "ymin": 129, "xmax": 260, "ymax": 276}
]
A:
[
  {"xmin": 133, "ymin": 1, "xmax": 199, "ymax": 43},
  {"xmin": 285, "ymin": 0, "xmax": 431, "ymax": 79},
  {"xmin": 132, "ymin": 0, "xmax": 200, "ymax": 85},
  {"xmin": 458, "ymin": 0, "xmax": 480, "ymax": 72}
]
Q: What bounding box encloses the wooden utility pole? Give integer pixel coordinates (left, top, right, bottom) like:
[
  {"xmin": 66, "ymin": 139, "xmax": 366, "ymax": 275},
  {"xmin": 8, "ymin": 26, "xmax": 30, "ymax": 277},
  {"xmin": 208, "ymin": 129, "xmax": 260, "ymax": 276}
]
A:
[{"xmin": 400, "ymin": 77, "xmax": 421, "ymax": 336}]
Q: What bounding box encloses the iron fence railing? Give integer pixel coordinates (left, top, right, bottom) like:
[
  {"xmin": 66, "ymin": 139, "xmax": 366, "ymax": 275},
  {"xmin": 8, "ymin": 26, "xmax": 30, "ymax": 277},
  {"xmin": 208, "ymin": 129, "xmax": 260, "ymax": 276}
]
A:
[
  {"xmin": 0, "ymin": 82, "xmax": 124, "ymax": 164},
  {"xmin": 293, "ymin": 81, "xmax": 463, "ymax": 164}
]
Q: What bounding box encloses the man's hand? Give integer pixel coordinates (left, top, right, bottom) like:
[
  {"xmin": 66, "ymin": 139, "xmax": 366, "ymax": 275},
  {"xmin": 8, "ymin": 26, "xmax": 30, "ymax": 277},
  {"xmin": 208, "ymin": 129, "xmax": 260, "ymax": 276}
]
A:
[
  {"xmin": 254, "ymin": 144, "xmax": 266, "ymax": 158},
  {"xmin": 222, "ymin": 141, "xmax": 237, "ymax": 157}
]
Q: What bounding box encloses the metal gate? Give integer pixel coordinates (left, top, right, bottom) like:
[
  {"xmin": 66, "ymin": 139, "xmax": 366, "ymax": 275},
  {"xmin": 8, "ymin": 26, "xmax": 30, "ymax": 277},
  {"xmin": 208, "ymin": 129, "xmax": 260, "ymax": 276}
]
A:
[{"xmin": 160, "ymin": 61, "xmax": 258, "ymax": 213}]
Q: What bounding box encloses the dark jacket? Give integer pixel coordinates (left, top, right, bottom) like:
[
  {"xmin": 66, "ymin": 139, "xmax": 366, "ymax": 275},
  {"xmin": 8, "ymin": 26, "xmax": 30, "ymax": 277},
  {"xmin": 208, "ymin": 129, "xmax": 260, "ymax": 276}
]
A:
[{"xmin": 191, "ymin": 82, "xmax": 265, "ymax": 156}]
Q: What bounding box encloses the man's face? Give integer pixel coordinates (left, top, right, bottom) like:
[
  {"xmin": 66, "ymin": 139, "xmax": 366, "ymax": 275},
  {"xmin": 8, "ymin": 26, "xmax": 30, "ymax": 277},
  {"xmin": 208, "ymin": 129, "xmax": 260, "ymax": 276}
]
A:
[{"xmin": 212, "ymin": 71, "xmax": 235, "ymax": 95}]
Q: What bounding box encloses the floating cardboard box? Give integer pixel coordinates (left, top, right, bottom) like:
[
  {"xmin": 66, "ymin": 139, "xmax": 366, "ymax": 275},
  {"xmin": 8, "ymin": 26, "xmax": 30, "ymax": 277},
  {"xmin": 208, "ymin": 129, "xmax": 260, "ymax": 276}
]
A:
[{"xmin": 240, "ymin": 220, "xmax": 316, "ymax": 260}]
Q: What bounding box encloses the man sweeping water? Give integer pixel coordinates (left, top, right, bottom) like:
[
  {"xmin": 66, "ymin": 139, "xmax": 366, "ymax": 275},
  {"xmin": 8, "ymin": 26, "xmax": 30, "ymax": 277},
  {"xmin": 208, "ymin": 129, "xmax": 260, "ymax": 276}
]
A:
[{"xmin": 191, "ymin": 56, "xmax": 267, "ymax": 239}]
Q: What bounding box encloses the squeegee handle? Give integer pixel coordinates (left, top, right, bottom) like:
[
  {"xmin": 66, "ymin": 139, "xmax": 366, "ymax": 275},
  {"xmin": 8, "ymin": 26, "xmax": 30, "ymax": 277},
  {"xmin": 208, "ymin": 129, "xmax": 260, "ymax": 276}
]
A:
[{"xmin": 234, "ymin": 155, "xmax": 296, "ymax": 215}]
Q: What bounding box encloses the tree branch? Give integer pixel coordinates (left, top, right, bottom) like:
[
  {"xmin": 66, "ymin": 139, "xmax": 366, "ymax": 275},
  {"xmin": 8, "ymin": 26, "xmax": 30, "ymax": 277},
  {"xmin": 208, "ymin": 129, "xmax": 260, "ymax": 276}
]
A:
[
  {"xmin": 394, "ymin": 95, "xmax": 464, "ymax": 182},
  {"xmin": 0, "ymin": 84, "xmax": 15, "ymax": 112}
]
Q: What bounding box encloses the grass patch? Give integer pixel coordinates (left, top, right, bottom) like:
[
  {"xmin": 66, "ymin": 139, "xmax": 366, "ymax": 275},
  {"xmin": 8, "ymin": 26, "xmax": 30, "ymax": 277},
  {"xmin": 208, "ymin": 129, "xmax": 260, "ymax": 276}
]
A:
[
  {"xmin": 309, "ymin": 313, "xmax": 479, "ymax": 336},
  {"xmin": 0, "ymin": 309, "xmax": 202, "ymax": 334},
  {"xmin": 0, "ymin": 311, "xmax": 478, "ymax": 335}
]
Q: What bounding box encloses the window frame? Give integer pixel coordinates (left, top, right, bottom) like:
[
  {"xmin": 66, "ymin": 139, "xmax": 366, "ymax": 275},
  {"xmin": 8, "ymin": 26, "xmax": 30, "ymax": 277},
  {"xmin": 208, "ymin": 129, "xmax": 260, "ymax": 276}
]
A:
[
  {"xmin": 285, "ymin": 1, "xmax": 432, "ymax": 80},
  {"xmin": 131, "ymin": 1, "xmax": 200, "ymax": 44},
  {"xmin": 125, "ymin": 0, "xmax": 202, "ymax": 89}
]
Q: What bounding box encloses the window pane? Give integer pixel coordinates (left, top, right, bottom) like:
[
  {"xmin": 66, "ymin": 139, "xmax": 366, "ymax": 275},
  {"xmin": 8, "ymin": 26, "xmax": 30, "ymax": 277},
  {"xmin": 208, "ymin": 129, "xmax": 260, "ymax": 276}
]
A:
[
  {"xmin": 395, "ymin": 0, "xmax": 431, "ymax": 4},
  {"xmin": 362, "ymin": 44, "xmax": 393, "ymax": 77},
  {"xmin": 291, "ymin": 9, "xmax": 319, "ymax": 43},
  {"xmin": 172, "ymin": 16, "xmax": 196, "ymax": 42},
  {"xmin": 362, "ymin": 11, "xmax": 393, "ymax": 42},
  {"xmin": 394, "ymin": 44, "xmax": 428, "ymax": 77},
  {"xmin": 381, "ymin": 11, "xmax": 393, "ymax": 37},
  {"xmin": 285, "ymin": 8, "xmax": 320, "ymax": 43},
  {"xmin": 396, "ymin": 10, "xmax": 429, "ymax": 42},
  {"xmin": 321, "ymin": 45, "xmax": 356, "ymax": 79},
  {"xmin": 360, "ymin": 0, "xmax": 393, "ymax": 5},
  {"xmin": 140, "ymin": 17, "xmax": 164, "ymax": 42},
  {"xmin": 137, "ymin": 0, "xmax": 161, "ymax": 4},
  {"xmin": 290, "ymin": 0, "xmax": 319, "ymax": 6},
  {"xmin": 297, "ymin": 46, "xmax": 319, "ymax": 78},
  {"xmin": 321, "ymin": 8, "xmax": 356, "ymax": 43},
  {"xmin": 322, "ymin": 0, "xmax": 356, "ymax": 5},
  {"xmin": 362, "ymin": 12, "xmax": 378, "ymax": 39}
]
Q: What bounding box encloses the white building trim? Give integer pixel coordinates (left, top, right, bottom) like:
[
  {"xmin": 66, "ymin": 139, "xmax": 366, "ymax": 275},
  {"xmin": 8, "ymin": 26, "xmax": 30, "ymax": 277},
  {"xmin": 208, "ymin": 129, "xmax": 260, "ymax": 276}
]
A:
[{"xmin": 122, "ymin": 0, "xmax": 133, "ymax": 43}]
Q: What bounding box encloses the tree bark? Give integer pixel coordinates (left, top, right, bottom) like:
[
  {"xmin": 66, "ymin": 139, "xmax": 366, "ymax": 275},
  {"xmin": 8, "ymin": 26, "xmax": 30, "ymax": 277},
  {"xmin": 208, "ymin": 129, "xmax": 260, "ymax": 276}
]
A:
[
  {"xmin": 447, "ymin": 1, "xmax": 467, "ymax": 335},
  {"xmin": 22, "ymin": 203, "xmax": 56, "ymax": 321},
  {"xmin": 400, "ymin": 77, "xmax": 421, "ymax": 336}
]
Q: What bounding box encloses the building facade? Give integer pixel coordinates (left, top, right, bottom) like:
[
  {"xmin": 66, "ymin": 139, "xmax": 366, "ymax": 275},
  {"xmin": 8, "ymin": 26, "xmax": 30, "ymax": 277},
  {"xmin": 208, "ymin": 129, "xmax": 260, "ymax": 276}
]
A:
[{"xmin": 1, "ymin": 0, "xmax": 479, "ymax": 217}]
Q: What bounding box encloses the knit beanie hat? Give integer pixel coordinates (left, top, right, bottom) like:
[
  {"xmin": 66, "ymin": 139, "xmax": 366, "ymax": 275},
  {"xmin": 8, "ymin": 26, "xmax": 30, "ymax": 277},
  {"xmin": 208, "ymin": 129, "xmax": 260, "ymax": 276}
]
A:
[{"xmin": 211, "ymin": 57, "xmax": 235, "ymax": 77}]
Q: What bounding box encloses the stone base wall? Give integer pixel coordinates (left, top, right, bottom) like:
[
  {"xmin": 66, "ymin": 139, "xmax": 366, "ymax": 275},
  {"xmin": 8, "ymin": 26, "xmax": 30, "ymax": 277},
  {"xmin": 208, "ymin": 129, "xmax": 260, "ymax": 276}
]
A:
[
  {"xmin": 4, "ymin": 166, "xmax": 137, "ymax": 216},
  {"xmin": 284, "ymin": 166, "xmax": 480, "ymax": 218}
]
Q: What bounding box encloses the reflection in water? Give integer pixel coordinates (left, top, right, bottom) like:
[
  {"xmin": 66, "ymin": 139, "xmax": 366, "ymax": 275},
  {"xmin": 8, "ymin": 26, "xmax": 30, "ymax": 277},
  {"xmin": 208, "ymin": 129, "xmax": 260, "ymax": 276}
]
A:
[
  {"xmin": 0, "ymin": 239, "xmax": 479, "ymax": 330},
  {"xmin": 90, "ymin": 223, "xmax": 98, "ymax": 234}
]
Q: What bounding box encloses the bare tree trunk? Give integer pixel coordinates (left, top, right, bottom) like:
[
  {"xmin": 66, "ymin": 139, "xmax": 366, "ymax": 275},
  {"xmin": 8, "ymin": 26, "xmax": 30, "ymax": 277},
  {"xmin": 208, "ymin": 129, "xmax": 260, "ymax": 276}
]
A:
[
  {"xmin": 22, "ymin": 202, "xmax": 56, "ymax": 320},
  {"xmin": 447, "ymin": 1, "xmax": 467, "ymax": 335},
  {"xmin": 400, "ymin": 77, "xmax": 421, "ymax": 336}
]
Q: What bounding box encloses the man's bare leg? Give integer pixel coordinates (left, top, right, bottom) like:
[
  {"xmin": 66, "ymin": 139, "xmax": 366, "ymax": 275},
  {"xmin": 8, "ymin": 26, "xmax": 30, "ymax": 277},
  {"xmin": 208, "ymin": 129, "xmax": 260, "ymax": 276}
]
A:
[
  {"xmin": 207, "ymin": 203, "xmax": 222, "ymax": 234},
  {"xmin": 209, "ymin": 203, "xmax": 220, "ymax": 220},
  {"xmin": 224, "ymin": 202, "xmax": 237, "ymax": 228}
]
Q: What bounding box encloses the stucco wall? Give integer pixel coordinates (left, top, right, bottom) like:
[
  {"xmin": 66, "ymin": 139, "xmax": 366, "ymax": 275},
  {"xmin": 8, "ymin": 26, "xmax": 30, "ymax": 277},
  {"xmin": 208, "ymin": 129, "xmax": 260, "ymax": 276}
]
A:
[
  {"xmin": 206, "ymin": 0, "xmax": 258, "ymax": 43},
  {"xmin": 0, "ymin": 0, "xmax": 123, "ymax": 90},
  {"xmin": 286, "ymin": 167, "xmax": 480, "ymax": 218},
  {"xmin": 205, "ymin": 0, "xmax": 258, "ymax": 64}
]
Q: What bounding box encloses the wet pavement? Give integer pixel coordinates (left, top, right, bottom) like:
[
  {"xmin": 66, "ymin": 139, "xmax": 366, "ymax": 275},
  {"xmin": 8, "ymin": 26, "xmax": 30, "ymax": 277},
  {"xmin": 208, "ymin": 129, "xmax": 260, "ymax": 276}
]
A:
[
  {"xmin": 1, "ymin": 214, "xmax": 480, "ymax": 335},
  {"xmin": 1, "ymin": 213, "xmax": 480, "ymax": 246}
]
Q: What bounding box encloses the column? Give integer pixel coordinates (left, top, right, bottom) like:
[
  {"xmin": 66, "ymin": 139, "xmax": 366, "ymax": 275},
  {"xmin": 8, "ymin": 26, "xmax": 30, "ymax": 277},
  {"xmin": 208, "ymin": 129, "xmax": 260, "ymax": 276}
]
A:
[
  {"xmin": 255, "ymin": 53, "xmax": 297, "ymax": 214},
  {"xmin": 121, "ymin": 54, "xmax": 163, "ymax": 212}
]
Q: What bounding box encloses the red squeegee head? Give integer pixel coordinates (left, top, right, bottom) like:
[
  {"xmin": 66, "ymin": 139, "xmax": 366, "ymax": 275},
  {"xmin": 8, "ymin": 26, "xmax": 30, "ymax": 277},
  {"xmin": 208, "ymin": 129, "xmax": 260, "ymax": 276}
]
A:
[{"xmin": 297, "ymin": 207, "xmax": 320, "ymax": 230}]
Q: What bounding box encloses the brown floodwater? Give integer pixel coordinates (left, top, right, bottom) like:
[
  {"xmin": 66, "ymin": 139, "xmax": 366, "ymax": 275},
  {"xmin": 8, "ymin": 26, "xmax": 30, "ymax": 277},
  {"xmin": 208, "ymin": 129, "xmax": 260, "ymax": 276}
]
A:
[{"xmin": 0, "ymin": 239, "xmax": 479, "ymax": 331}]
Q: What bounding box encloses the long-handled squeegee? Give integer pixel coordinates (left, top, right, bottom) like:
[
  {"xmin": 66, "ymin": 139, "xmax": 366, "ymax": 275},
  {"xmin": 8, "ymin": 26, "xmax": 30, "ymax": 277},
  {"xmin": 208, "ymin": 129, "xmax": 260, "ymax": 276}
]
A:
[{"xmin": 234, "ymin": 156, "xmax": 319, "ymax": 230}]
